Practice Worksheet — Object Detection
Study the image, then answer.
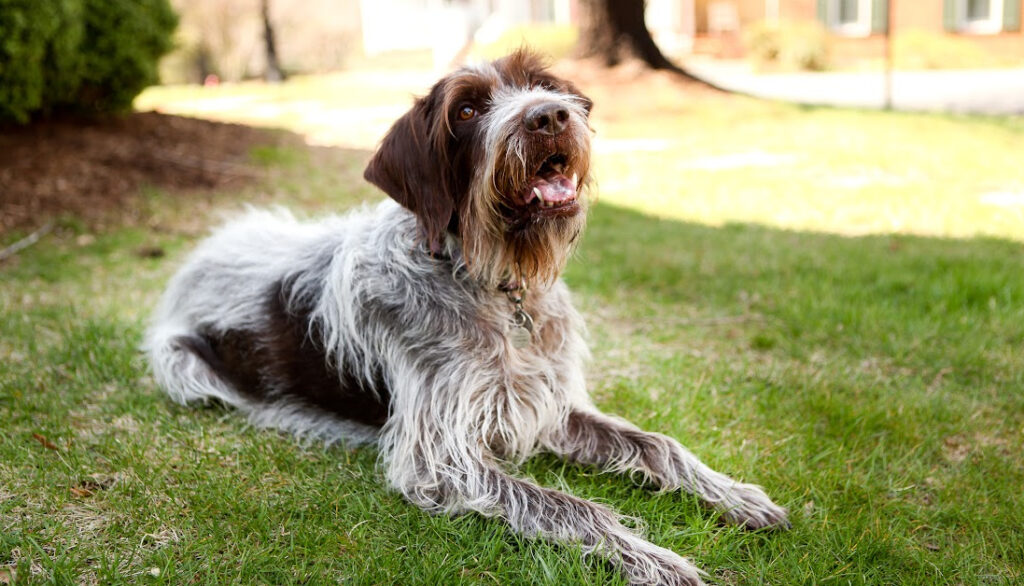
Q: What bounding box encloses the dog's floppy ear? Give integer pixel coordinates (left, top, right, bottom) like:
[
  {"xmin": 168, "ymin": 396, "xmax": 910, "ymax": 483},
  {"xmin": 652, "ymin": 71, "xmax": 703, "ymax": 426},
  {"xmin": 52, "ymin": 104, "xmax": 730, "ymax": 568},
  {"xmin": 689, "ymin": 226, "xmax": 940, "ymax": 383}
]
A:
[{"xmin": 364, "ymin": 91, "xmax": 453, "ymax": 254}]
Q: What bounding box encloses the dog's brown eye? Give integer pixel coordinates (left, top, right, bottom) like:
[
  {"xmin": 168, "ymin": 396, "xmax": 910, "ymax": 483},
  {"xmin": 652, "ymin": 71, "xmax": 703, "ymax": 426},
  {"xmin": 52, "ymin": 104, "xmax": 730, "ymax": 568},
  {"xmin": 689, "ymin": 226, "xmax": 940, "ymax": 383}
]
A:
[{"xmin": 458, "ymin": 106, "xmax": 477, "ymax": 121}]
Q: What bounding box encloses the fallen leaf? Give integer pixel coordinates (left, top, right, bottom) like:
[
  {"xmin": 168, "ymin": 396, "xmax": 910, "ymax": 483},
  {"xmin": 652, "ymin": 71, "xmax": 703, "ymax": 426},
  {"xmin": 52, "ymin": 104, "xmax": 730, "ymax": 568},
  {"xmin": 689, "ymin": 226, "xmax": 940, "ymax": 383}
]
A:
[
  {"xmin": 32, "ymin": 433, "xmax": 59, "ymax": 450},
  {"xmin": 69, "ymin": 475, "xmax": 118, "ymax": 498}
]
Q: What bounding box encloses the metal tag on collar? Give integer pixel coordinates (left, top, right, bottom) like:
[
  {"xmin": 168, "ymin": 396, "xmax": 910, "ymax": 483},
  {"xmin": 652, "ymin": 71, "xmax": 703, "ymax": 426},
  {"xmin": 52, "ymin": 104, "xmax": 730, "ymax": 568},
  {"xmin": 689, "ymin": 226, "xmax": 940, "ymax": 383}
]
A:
[
  {"xmin": 506, "ymin": 284, "xmax": 534, "ymax": 349},
  {"xmin": 509, "ymin": 307, "xmax": 534, "ymax": 349}
]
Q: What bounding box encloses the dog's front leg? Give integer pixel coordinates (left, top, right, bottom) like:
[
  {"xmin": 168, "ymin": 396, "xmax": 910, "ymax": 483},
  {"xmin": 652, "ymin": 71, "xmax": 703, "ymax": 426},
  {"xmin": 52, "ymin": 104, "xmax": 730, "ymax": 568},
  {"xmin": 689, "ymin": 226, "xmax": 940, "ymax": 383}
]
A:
[
  {"xmin": 381, "ymin": 428, "xmax": 705, "ymax": 585},
  {"xmin": 546, "ymin": 409, "xmax": 790, "ymax": 530}
]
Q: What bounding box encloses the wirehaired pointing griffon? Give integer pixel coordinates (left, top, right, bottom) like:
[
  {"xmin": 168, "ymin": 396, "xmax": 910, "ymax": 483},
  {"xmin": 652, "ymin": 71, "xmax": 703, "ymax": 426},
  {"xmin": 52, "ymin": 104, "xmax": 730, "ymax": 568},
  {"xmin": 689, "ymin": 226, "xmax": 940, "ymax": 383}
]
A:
[{"xmin": 146, "ymin": 50, "xmax": 788, "ymax": 585}]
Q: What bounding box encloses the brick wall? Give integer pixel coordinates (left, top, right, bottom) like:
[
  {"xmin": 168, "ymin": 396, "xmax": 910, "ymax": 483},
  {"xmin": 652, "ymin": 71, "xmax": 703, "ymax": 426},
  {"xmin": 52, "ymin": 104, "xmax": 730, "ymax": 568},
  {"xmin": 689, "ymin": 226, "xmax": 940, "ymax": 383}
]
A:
[
  {"xmin": 692, "ymin": 0, "xmax": 1024, "ymax": 62},
  {"xmin": 895, "ymin": 1, "xmax": 944, "ymax": 29}
]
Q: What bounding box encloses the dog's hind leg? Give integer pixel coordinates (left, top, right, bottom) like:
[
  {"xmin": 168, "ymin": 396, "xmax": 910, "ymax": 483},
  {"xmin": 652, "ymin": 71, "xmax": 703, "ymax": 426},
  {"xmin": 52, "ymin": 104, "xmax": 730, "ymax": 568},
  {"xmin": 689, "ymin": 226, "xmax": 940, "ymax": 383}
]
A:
[{"xmin": 545, "ymin": 409, "xmax": 790, "ymax": 530}]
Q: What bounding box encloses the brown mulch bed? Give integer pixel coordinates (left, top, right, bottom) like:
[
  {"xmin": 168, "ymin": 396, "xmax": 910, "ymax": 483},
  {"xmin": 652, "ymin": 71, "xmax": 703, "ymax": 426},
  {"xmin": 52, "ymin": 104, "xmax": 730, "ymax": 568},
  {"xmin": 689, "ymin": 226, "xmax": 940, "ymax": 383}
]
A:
[{"xmin": 0, "ymin": 112, "xmax": 278, "ymax": 238}]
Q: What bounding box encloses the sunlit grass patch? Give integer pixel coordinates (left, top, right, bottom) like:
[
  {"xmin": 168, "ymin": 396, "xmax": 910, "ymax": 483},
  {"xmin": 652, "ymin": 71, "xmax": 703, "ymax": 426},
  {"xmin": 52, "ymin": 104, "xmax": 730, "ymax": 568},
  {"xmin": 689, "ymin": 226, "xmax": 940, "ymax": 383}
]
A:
[{"xmin": 587, "ymin": 95, "xmax": 1024, "ymax": 241}]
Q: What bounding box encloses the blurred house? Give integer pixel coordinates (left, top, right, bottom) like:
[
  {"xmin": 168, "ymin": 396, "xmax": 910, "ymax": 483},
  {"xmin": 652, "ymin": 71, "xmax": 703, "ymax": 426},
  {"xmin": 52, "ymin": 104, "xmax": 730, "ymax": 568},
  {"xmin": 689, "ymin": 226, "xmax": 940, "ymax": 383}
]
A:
[
  {"xmin": 163, "ymin": 0, "xmax": 1022, "ymax": 84},
  {"xmin": 165, "ymin": 0, "xmax": 576, "ymax": 82},
  {"xmin": 684, "ymin": 0, "xmax": 1023, "ymax": 63},
  {"xmin": 360, "ymin": 0, "xmax": 576, "ymax": 68},
  {"xmin": 166, "ymin": 0, "xmax": 363, "ymax": 83}
]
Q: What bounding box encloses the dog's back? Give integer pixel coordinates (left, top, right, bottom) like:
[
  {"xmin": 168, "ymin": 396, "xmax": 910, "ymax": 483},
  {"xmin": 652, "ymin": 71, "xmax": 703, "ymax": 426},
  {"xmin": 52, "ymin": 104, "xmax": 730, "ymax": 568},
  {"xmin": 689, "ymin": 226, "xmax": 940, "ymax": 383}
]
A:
[{"xmin": 144, "ymin": 202, "xmax": 409, "ymax": 445}]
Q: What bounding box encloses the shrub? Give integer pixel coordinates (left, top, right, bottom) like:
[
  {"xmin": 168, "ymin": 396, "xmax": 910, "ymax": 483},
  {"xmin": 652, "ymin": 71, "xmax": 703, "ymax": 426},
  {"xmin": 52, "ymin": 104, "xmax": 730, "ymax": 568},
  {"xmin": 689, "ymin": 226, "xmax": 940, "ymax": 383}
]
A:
[
  {"xmin": 744, "ymin": 22, "xmax": 781, "ymax": 64},
  {"xmin": 0, "ymin": 0, "xmax": 177, "ymax": 123},
  {"xmin": 780, "ymin": 22, "xmax": 830, "ymax": 71},
  {"xmin": 0, "ymin": 0, "xmax": 81, "ymax": 123},
  {"xmin": 744, "ymin": 21, "xmax": 831, "ymax": 72},
  {"xmin": 68, "ymin": 0, "xmax": 178, "ymax": 114},
  {"xmin": 43, "ymin": 0, "xmax": 86, "ymax": 104}
]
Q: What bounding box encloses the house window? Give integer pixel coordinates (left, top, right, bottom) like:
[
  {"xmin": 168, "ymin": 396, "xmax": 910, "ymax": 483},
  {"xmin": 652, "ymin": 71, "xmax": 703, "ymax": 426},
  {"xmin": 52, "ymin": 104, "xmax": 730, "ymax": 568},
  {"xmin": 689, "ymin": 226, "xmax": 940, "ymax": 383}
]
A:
[
  {"xmin": 838, "ymin": 0, "xmax": 860, "ymax": 24},
  {"xmin": 825, "ymin": 0, "xmax": 872, "ymax": 37},
  {"xmin": 968, "ymin": 0, "xmax": 992, "ymax": 20},
  {"xmin": 955, "ymin": 0, "xmax": 1005, "ymax": 34}
]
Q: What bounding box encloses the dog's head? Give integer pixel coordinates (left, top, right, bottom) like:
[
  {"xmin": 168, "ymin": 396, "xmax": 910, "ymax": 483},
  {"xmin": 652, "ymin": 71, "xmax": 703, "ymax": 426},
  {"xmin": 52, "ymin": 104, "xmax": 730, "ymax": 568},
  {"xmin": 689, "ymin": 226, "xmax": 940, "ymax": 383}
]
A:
[{"xmin": 364, "ymin": 49, "xmax": 593, "ymax": 286}]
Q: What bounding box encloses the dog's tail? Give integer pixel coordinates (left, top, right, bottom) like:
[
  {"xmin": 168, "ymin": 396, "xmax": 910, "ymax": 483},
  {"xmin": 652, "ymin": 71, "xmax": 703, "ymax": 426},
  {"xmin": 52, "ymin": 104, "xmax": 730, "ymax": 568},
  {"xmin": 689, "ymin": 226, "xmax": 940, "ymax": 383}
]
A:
[{"xmin": 143, "ymin": 322, "xmax": 247, "ymax": 409}]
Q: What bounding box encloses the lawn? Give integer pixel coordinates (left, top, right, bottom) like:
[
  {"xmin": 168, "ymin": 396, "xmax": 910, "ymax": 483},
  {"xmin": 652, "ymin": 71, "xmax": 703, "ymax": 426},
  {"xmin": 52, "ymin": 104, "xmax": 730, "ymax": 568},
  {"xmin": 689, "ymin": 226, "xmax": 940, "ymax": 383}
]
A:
[{"xmin": 2, "ymin": 65, "xmax": 1023, "ymax": 585}]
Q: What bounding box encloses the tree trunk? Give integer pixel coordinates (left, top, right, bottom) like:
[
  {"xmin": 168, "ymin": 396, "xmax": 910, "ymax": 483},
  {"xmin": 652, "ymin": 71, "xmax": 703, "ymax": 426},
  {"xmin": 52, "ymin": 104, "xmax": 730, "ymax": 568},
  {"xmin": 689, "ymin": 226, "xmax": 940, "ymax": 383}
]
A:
[
  {"xmin": 261, "ymin": 0, "xmax": 285, "ymax": 83},
  {"xmin": 578, "ymin": 0, "xmax": 701, "ymax": 82},
  {"xmin": 196, "ymin": 44, "xmax": 213, "ymax": 84}
]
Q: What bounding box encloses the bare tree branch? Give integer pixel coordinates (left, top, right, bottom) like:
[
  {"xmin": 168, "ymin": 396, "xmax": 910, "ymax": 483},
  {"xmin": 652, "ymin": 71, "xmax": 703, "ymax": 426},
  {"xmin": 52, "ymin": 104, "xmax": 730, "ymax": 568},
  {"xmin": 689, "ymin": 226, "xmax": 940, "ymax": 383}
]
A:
[{"xmin": 0, "ymin": 222, "xmax": 54, "ymax": 262}]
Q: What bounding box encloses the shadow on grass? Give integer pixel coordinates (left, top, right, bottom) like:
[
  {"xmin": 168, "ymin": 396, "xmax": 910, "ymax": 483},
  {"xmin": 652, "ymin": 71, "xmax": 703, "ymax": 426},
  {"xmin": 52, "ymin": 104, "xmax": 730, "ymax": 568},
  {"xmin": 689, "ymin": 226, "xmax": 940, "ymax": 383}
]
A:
[{"xmin": 571, "ymin": 202, "xmax": 1024, "ymax": 372}]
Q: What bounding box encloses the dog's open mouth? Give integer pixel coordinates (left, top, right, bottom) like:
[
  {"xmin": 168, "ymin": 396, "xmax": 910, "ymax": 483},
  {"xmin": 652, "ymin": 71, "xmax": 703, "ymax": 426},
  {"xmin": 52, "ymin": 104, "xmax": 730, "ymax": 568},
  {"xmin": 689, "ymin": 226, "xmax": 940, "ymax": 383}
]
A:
[{"xmin": 520, "ymin": 153, "xmax": 578, "ymax": 212}]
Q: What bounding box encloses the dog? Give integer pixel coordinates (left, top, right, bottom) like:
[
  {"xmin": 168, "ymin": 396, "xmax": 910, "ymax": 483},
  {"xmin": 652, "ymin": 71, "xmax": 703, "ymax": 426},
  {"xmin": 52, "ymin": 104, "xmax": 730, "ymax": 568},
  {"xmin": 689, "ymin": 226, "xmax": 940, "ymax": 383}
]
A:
[{"xmin": 145, "ymin": 50, "xmax": 788, "ymax": 585}]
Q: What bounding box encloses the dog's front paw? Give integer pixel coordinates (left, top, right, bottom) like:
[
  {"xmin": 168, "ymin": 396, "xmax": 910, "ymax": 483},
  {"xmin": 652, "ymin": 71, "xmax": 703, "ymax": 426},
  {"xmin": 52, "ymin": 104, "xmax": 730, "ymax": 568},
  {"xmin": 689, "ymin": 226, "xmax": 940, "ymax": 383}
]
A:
[
  {"xmin": 716, "ymin": 482, "xmax": 790, "ymax": 530},
  {"xmin": 619, "ymin": 543, "xmax": 706, "ymax": 586}
]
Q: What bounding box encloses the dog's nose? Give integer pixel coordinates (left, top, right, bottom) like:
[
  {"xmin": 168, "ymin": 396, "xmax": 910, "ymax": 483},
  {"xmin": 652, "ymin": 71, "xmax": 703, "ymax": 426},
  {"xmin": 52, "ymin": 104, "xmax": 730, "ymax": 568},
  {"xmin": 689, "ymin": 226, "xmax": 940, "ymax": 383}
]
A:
[{"xmin": 524, "ymin": 102, "xmax": 570, "ymax": 136}]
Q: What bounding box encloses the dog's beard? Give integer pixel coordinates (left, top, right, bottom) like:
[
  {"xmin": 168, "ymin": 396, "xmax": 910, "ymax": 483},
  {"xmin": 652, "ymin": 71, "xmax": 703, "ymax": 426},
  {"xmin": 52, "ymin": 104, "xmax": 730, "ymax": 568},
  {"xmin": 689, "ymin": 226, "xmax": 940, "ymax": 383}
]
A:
[
  {"xmin": 451, "ymin": 84, "xmax": 593, "ymax": 289},
  {"xmin": 460, "ymin": 152, "xmax": 589, "ymax": 288}
]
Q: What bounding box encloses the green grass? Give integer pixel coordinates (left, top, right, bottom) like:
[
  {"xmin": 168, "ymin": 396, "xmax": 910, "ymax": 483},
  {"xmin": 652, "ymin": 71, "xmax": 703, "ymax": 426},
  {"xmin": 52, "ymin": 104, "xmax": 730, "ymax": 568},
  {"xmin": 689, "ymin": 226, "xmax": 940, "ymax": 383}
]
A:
[{"xmin": 4, "ymin": 77, "xmax": 1024, "ymax": 584}]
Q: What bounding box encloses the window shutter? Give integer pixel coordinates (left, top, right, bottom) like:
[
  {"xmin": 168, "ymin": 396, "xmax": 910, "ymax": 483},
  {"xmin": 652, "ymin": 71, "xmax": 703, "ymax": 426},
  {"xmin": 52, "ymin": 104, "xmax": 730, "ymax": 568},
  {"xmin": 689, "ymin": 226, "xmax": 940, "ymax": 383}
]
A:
[
  {"xmin": 1005, "ymin": 0, "xmax": 1022, "ymax": 32},
  {"xmin": 817, "ymin": 0, "xmax": 828, "ymax": 24},
  {"xmin": 943, "ymin": 0, "xmax": 958, "ymax": 31},
  {"xmin": 872, "ymin": 0, "xmax": 889, "ymax": 33}
]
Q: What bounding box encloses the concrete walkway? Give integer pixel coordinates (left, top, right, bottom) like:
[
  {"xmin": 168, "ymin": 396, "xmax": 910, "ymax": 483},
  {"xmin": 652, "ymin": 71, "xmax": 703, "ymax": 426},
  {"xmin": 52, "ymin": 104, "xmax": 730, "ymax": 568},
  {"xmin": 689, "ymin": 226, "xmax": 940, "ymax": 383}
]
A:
[{"xmin": 685, "ymin": 59, "xmax": 1024, "ymax": 115}]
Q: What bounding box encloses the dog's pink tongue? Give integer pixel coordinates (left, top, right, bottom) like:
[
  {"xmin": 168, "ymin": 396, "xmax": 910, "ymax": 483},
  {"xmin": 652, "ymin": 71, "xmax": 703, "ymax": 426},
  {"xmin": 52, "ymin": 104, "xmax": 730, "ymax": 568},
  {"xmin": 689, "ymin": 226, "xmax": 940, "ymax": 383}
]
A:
[{"xmin": 529, "ymin": 174, "xmax": 577, "ymax": 204}]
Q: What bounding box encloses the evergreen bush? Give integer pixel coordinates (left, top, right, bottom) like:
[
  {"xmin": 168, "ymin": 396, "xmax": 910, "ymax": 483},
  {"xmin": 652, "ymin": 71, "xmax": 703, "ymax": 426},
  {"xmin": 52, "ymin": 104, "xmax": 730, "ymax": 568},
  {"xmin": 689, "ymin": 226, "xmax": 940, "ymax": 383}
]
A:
[{"xmin": 0, "ymin": 0, "xmax": 176, "ymax": 123}]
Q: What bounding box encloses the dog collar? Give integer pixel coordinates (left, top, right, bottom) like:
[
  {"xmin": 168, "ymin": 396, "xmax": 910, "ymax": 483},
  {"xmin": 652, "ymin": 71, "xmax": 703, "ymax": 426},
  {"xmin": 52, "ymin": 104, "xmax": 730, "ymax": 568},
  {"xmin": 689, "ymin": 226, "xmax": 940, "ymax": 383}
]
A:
[{"xmin": 422, "ymin": 244, "xmax": 534, "ymax": 348}]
